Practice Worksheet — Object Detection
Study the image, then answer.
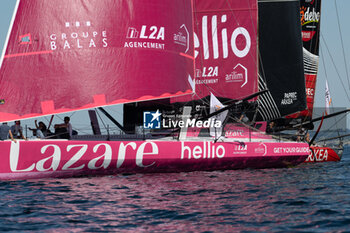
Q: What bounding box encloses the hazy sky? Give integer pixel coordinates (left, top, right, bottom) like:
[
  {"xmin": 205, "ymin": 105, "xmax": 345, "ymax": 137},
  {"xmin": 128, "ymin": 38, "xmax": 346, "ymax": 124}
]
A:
[{"xmin": 0, "ymin": 0, "xmax": 349, "ymax": 131}]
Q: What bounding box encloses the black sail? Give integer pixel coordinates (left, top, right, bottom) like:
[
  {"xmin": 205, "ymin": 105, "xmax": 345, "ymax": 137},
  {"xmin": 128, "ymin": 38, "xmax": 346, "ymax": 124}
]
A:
[{"xmin": 257, "ymin": 0, "xmax": 307, "ymax": 121}]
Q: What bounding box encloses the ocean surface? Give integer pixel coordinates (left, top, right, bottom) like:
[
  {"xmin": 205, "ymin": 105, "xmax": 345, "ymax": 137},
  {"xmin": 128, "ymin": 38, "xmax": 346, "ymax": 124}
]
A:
[{"xmin": 1, "ymin": 147, "xmax": 350, "ymax": 232}]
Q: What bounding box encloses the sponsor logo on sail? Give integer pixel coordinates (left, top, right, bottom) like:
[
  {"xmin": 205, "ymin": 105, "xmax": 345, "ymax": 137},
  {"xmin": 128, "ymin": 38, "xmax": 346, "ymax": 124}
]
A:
[
  {"xmin": 124, "ymin": 25, "xmax": 165, "ymax": 50},
  {"xmin": 281, "ymin": 92, "xmax": 298, "ymax": 105},
  {"xmin": 49, "ymin": 21, "xmax": 108, "ymax": 50},
  {"xmin": 302, "ymin": 31, "xmax": 316, "ymax": 41},
  {"xmin": 225, "ymin": 63, "xmax": 248, "ymax": 87},
  {"xmin": 174, "ymin": 24, "xmax": 189, "ymax": 53},
  {"xmin": 195, "ymin": 67, "xmax": 219, "ymax": 85},
  {"xmin": 306, "ymin": 87, "xmax": 314, "ymax": 96},
  {"xmin": 300, "ymin": 7, "xmax": 320, "ymax": 26},
  {"xmin": 19, "ymin": 33, "xmax": 32, "ymax": 45},
  {"xmin": 194, "ymin": 15, "xmax": 252, "ymax": 60}
]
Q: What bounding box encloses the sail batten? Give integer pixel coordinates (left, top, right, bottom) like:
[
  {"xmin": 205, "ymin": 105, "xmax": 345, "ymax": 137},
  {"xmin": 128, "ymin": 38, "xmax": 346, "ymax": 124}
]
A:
[{"xmin": 0, "ymin": 0, "xmax": 194, "ymax": 122}]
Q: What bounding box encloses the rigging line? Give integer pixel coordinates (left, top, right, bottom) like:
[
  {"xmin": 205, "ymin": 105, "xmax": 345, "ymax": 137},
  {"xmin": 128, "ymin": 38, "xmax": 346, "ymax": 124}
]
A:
[
  {"xmin": 317, "ymin": 113, "xmax": 347, "ymax": 139},
  {"xmin": 257, "ymin": 104, "xmax": 268, "ymax": 121},
  {"xmin": 191, "ymin": 2, "xmax": 212, "ymax": 105},
  {"xmin": 257, "ymin": 92, "xmax": 277, "ymax": 119},
  {"xmin": 320, "ymin": 33, "xmax": 350, "ymax": 103},
  {"xmin": 256, "ymin": 102, "xmax": 269, "ymax": 121},
  {"xmin": 257, "ymin": 97, "xmax": 273, "ymax": 120},
  {"xmin": 69, "ymin": 111, "xmax": 76, "ymax": 118},
  {"xmin": 95, "ymin": 108, "xmax": 108, "ymax": 134},
  {"xmin": 334, "ymin": 0, "xmax": 350, "ymax": 90},
  {"xmin": 321, "ymin": 47, "xmax": 340, "ymax": 137},
  {"xmin": 257, "ymin": 78, "xmax": 280, "ymax": 119},
  {"xmin": 258, "ymin": 74, "xmax": 280, "ymax": 115},
  {"xmin": 260, "ymin": 93, "xmax": 280, "ymax": 118}
]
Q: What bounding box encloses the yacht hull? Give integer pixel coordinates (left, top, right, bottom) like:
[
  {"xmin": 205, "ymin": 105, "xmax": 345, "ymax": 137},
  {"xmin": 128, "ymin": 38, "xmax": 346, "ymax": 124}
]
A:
[
  {"xmin": 0, "ymin": 140, "xmax": 310, "ymax": 180},
  {"xmin": 305, "ymin": 146, "xmax": 343, "ymax": 162}
]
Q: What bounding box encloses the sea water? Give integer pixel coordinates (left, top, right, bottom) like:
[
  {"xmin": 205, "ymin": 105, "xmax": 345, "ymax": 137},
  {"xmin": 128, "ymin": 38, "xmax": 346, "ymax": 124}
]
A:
[{"xmin": 1, "ymin": 147, "xmax": 350, "ymax": 232}]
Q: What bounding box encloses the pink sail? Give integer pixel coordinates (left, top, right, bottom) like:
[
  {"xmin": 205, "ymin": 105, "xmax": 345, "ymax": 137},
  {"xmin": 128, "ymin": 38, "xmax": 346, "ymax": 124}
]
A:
[
  {"xmin": 174, "ymin": 0, "xmax": 258, "ymax": 102},
  {"xmin": 0, "ymin": 0, "xmax": 194, "ymax": 122}
]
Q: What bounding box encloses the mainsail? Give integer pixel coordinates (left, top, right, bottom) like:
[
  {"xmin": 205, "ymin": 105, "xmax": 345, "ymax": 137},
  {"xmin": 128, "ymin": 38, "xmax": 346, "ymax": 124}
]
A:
[
  {"xmin": 289, "ymin": 0, "xmax": 322, "ymax": 120},
  {"xmin": 174, "ymin": 0, "xmax": 258, "ymax": 102},
  {"xmin": 0, "ymin": 0, "xmax": 194, "ymax": 122},
  {"xmin": 123, "ymin": 0, "xmax": 258, "ymax": 132},
  {"xmin": 257, "ymin": 0, "xmax": 307, "ymax": 121}
]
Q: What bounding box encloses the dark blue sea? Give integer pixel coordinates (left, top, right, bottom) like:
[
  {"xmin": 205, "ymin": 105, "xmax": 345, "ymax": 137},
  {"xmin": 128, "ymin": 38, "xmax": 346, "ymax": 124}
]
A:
[{"xmin": 1, "ymin": 147, "xmax": 350, "ymax": 232}]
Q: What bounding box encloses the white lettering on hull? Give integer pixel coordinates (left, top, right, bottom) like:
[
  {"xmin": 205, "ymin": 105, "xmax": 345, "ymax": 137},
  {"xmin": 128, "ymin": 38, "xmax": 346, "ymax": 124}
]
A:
[
  {"xmin": 306, "ymin": 148, "xmax": 329, "ymax": 162},
  {"xmin": 10, "ymin": 142, "xmax": 35, "ymax": 172},
  {"xmin": 181, "ymin": 141, "xmax": 225, "ymax": 159},
  {"xmin": 9, "ymin": 141, "xmax": 162, "ymax": 173}
]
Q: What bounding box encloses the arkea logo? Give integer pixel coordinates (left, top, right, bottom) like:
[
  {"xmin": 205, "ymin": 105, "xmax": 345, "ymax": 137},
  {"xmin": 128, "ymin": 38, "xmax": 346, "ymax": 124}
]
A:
[
  {"xmin": 143, "ymin": 110, "xmax": 161, "ymax": 129},
  {"xmin": 19, "ymin": 33, "xmax": 32, "ymax": 45}
]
